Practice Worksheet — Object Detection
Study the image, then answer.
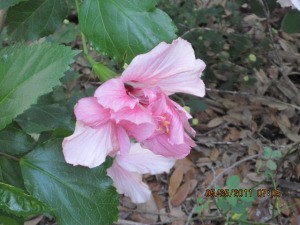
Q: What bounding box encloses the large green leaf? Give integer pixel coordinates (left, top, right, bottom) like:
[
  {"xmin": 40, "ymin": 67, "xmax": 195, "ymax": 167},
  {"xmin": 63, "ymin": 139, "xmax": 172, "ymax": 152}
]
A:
[
  {"xmin": 15, "ymin": 103, "xmax": 74, "ymax": 133},
  {"xmin": 0, "ymin": 157, "xmax": 25, "ymax": 189},
  {"xmin": 79, "ymin": 0, "xmax": 177, "ymax": 63},
  {"xmin": 20, "ymin": 139, "xmax": 119, "ymax": 225},
  {"xmin": 0, "ymin": 0, "xmax": 28, "ymax": 9},
  {"xmin": 282, "ymin": 9, "xmax": 300, "ymax": 33},
  {"xmin": 0, "ymin": 43, "xmax": 78, "ymax": 130},
  {"xmin": 0, "ymin": 125, "xmax": 35, "ymax": 156},
  {"xmin": 0, "ymin": 211, "xmax": 24, "ymax": 225},
  {"xmin": 6, "ymin": 0, "xmax": 68, "ymax": 40},
  {"xmin": 0, "ymin": 182, "xmax": 49, "ymax": 217}
]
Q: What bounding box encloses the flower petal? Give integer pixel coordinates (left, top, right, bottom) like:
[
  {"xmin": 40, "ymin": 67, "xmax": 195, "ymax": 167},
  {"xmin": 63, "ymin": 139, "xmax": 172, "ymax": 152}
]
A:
[
  {"xmin": 115, "ymin": 143, "xmax": 175, "ymax": 174},
  {"xmin": 156, "ymin": 59, "xmax": 206, "ymax": 97},
  {"xmin": 121, "ymin": 38, "xmax": 205, "ymax": 97},
  {"xmin": 119, "ymin": 120, "xmax": 156, "ymax": 142},
  {"xmin": 291, "ymin": 0, "xmax": 300, "ymax": 10},
  {"xmin": 116, "ymin": 126, "xmax": 131, "ymax": 155},
  {"xmin": 62, "ymin": 122, "xmax": 118, "ymax": 168},
  {"xmin": 107, "ymin": 162, "xmax": 151, "ymax": 204},
  {"xmin": 94, "ymin": 78, "xmax": 138, "ymax": 111},
  {"xmin": 74, "ymin": 97, "xmax": 110, "ymax": 127},
  {"xmin": 142, "ymin": 134, "xmax": 194, "ymax": 159}
]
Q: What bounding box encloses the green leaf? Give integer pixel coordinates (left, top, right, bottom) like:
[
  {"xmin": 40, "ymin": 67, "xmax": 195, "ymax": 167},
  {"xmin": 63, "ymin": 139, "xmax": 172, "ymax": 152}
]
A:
[
  {"xmin": 20, "ymin": 139, "xmax": 119, "ymax": 225},
  {"xmin": 79, "ymin": 0, "xmax": 177, "ymax": 63},
  {"xmin": 263, "ymin": 147, "xmax": 272, "ymax": 158},
  {"xmin": 15, "ymin": 103, "xmax": 74, "ymax": 133},
  {"xmin": 271, "ymin": 150, "xmax": 282, "ymax": 159},
  {"xmin": 0, "ymin": 43, "xmax": 78, "ymax": 130},
  {"xmin": 0, "ymin": 0, "xmax": 28, "ymax": 9},
  {"xmin": 6, "ymin": 0, "xmax": 68, "ymax": 40},
  {"xmin": 0, "ymin": 125, "xmax": 35, "ymax": 156},
  {"xmin": 0, "ymin": 182, "xmax": 49, "ymax": 217},
  {"xmin": 266, "ymin": 159, "xmax": 277, "ymax": 171},
  {"xmin": 0, "ymin": 211, "xmax": 24, "ymax": 225},
  {"xmin": 282, "ymin": 9, "xmax": 300, "ymax": 33},
  {"xmin": 226, "ymin": 175, "xmax": 240, "ymax": 189},
  {"xmin": 0, "ymin": 157, "xmax": 25, "ymax": 189}
]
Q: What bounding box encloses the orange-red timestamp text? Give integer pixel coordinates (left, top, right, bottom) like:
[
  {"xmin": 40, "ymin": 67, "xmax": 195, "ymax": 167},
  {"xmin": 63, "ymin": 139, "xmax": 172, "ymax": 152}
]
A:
[{"xmin": 205, "ymin": 189, "xmax": 281, "ymax": 198}]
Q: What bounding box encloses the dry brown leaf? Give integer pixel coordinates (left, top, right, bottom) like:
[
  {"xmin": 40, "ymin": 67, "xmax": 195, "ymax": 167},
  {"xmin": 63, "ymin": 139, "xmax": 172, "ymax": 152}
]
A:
[
  {"xmin": 153, "ymin": 193, "xmax": 164, "ymax": 210},
  {"xmin": 293, "ymin": 198, "xmax": 300, "ymax": 214},
  {"xmin": 169, "ymin": 168, "xmax": 184, "ymax": 198},
  {"xmin": 224, "ymin": 127, "xmax": 240, "ymax": 142},
  {"xmin": 171, "ymin": 179, "xmax": 196, "ymax": 207},
  {"xmin": 197, "ymin": 157, "xmax": 212, "ymax": 168},
  {"xmin": 204, "ymin": 168, "xmax": 224, "ymax": 186},
  {"xmin": 246, "ymin": 172, "xmax": 265, "ymax": 183},
  {"xmin": 278, "ymin": 197, "xmax": 291, "ymax": 216},
  {"xmin": 171, "ymin": 181, "xmax": 190, "ymax": 206},
  {"xmin": 278, "ymin": 121, "xmax": 300, "ymax": 142},
  {"xmin": 210, "ymin": 148, "xmax": 219, "ymax": 161},
  {"xmin": 207, "ymin": 117, "xmax": 224, "ymax": 128},
  {"xmin": 222, "ymin": 153, "xmax": 231, "ymax": 168},
  {"xmin": 136, "ymin": 195, "xmax": 158, "ymax": 222},
  {"xmin": 187, "ymin": 179, "xmax": 198, "ymax": 195},
  {"xmin": 296, "ymin": 164, "xmax": 300, "ymax": 179}
]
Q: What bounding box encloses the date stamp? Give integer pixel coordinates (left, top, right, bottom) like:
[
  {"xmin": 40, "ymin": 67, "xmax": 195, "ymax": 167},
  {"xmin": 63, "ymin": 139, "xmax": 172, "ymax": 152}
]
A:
[{"xmin": 205, "ymin": 188, "xmax": 281, "ymax": 198}]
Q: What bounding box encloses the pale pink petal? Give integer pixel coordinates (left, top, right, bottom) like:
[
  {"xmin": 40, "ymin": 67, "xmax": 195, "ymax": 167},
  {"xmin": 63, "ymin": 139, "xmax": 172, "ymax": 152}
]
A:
[
  {"xmin": 291, "ymin": 0, "xmax": 300, "ymax": 10},
  {"xmin": 148, "ymin": 93, "xmax": 184, "ymax": 144},
  {"xmin": 94, "ymin": 78, "xmax": 138, "ymax": 111},
  {"xmin": 121, "ymin": 38, "xmax": 206, "ymax": 97},
  {"xmin": 107, "ymin": 162, "xmax": 151, "ymax": 204},
  {"xmin": 277, "ymin": 0, "xmax": 300, "ymax": 9},
  {"xmin": 119, "ymin": 120, "xmax": 156, "ymax": 142},
  {"xmin": 111, "ymin": 105, "xmax": 153, "ymax": 125},
  {"xmin": 116, "ymin": 126, "xmax": 131, "ymax": 155},
  {"xmin": 156, "ymin": 59, "xmax": 206, "ymax": 97},
  {"xmin": 74, "ymin": 97, "xmax": 110, "ymax": 127},
  {"xmin": 142, "ymin": 134, "xmax": 194, "ymax": 159},
  {"xmin": 116, "ymin": 143, "xmax": 175, "ymax": 174},
  {"xmin": 62, "ymin": 122, "xmax": 117, "ymax": 168},
  {"xmin": 171, "ymin": 100, "xmax": 196, "ymax": 136}
]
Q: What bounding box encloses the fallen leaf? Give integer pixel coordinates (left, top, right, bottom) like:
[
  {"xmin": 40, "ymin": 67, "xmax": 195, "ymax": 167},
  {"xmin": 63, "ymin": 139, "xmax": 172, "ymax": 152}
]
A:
[
  {"xmin": 207, "ymin": 117, "xmax": 224, "ymax": 128},
  {"xmin": 278, "ymin": 197, "xmax": 291, "ymax": 216},
  {"xmin": 171, "ymin": 181, "xmax": 190, "ymax": 206},
  {"xmin": 136, "ymin": 195, "xmax": 158, "ymax": 222},
  {"xmin": 210, "ymin": 148, "xmax": 219, "ymax": 161}
]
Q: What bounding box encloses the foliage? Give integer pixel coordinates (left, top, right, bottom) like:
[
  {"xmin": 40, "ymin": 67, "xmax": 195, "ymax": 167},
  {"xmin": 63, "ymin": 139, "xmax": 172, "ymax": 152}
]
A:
[{"xmin": 0, "ymin": 0, "xmax": 297, "ymax": 224}]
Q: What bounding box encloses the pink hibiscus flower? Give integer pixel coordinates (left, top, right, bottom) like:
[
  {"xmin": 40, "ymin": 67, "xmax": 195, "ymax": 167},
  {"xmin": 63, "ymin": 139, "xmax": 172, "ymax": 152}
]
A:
[
  {"xmin": 95, "ymin": 38, "xmax": 205, "ymax": 158},
  {"xmin": 63, "ymin": 38, "xmax": 205, "ymax": 168},
  {"xmin": 107, "ymin": 143, "xmax": 175, "ymax": 203}
]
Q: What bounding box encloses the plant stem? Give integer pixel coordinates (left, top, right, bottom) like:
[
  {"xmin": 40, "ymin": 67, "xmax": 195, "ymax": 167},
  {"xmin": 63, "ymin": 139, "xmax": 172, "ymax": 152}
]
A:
[
  {"xmin": 74, "ymin": 0, "xmax": 116, "ymax": 81},
  {"xmin": 0, "ymin": 152, "xmax": 19, "ymax": 162}
]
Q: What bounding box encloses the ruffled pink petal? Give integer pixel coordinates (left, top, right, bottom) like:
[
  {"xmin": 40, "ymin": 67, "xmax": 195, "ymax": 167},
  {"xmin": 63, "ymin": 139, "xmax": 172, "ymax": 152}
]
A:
[
  {"xmin": 121, "ymin": 38, "xmax": 206, "ymax": 97},
  {"xmin": 74, "ymin": 97, "xmax": 110, "ymax": 127},
  {"xmin": 62, "ymin": 122, "xmax": 118, "ymax": 168},
  {"xmin": 116, "ymin": 126, "xmax": 131, "ymax": 155},
  {"xmin": 156, "ymin": 59, "xmax": 206, "ymax": 97},
  {"xmin": 111, "ymin": 105, "xmax": 153, "ymax": 125},
  {"xmin": 171, "ymin": 100, "xmax": 196, "ymax": 136},
  {"xmin": 94, "ymin": 78, "xmax": 138, "ymax": 112},
  {"xmin": 107, "ymin": 162, "xmax": 151, "ymax": 204},
  {"xmin": 116, "ymin": 143, "xmax": 175, "ymax": 174},
  {"xmin": 119, "ymin": 120, "xmax": 156, "ymax": 142},
  {"xmin": 142, "ymin": 134, "xmax": 193, "ymax": 159}
]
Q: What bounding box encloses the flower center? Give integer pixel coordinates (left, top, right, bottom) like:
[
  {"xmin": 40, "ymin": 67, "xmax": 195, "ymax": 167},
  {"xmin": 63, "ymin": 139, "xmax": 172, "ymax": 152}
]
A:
[
  {"xmin": 154, "ymin": 114, "xmax": 171, "ymax": 134},
  {"xmin": 125, "ymin": 83, "xmax": 149, "ymax": 106}
]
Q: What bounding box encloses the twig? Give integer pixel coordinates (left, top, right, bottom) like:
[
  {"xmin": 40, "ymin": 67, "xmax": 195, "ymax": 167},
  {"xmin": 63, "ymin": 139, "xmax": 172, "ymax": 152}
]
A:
[
  {"xmin": 115, "ymin": 219, "xmax": 149, "ymax": 225},
  {"xmin": 206, "ymin": 88, "xmax": 300, "ymax": 110},
  {"xmin": 185, "ymin": 154, "xmax": 260, "ymax": 225}
]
